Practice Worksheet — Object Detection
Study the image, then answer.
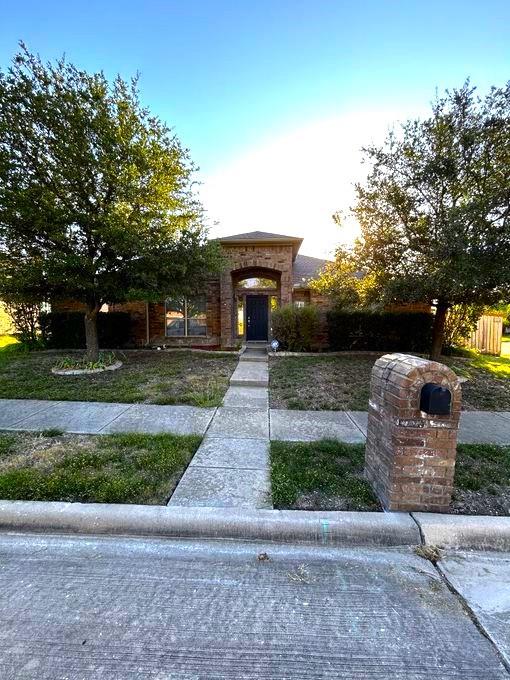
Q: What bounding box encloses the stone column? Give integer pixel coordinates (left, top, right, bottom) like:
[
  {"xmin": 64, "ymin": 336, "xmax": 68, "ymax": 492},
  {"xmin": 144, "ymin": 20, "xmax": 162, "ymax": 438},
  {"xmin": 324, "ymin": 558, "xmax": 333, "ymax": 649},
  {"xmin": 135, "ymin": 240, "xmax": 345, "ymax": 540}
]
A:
[
  {"xmin": 219, "ymin": 269, "xmax": 234, "ymax": 348},
  {"xmin": 365, "ymin": 353, "xmax": 461, "ymax": 513}
]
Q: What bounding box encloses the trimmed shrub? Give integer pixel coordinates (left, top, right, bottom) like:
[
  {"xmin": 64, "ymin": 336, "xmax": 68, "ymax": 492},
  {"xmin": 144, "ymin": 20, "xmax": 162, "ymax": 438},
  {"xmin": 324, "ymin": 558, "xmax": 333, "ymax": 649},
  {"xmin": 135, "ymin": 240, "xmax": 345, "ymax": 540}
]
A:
[
  {"xmin": 327, "ymin": 310, "xmax": 433, "ymax": 352},
  {"xmin": 271, "ymin": 304, "xmax": 320, "ymax": 351},
  {"xmin": 40, "ymin": 312, "xmax": 132, "ymax": 349}
]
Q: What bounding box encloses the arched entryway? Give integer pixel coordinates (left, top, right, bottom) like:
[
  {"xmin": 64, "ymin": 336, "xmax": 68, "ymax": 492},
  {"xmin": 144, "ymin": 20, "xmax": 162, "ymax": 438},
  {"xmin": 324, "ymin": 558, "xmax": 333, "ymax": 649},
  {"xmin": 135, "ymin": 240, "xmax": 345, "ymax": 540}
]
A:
[{"xmin": 231, "ymin": 267, "xmax": 281, "ymax": 342}]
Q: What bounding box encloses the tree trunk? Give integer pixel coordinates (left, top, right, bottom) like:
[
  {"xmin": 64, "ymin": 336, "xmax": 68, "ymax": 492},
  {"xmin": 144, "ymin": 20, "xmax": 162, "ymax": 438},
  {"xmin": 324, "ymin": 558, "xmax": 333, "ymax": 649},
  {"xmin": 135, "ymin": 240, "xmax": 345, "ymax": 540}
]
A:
[
  {"xmin": 430, "ymin": 301, "xmax": 449, "ymax": 361},
  {"xmin": 84, "ymin": 305, "xmax": 100, "ymax": 362}
]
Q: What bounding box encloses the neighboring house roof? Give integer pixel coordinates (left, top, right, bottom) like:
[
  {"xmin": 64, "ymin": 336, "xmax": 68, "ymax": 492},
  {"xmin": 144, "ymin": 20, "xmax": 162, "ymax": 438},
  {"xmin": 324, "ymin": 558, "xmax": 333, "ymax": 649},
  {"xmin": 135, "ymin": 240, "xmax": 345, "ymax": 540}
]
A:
[
  {"xmin": 218, "ymin": 230, "xmax": 303, "ymax": 259},
  {"xmin": 292, "ymin": 254, "xmax": 328, "ymax": 288}
]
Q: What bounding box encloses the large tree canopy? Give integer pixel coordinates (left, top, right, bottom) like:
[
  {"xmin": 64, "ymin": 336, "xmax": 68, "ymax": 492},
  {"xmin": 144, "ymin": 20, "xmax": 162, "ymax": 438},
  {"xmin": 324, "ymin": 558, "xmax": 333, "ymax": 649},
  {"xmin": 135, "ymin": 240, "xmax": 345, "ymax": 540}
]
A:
[
  {"xmin": 0, "ymin": 45, "xmax": 221, "ymax": 359},
  {"xmin": 316, "ymin": 82, "xmax": 510, "ymax": 359}
]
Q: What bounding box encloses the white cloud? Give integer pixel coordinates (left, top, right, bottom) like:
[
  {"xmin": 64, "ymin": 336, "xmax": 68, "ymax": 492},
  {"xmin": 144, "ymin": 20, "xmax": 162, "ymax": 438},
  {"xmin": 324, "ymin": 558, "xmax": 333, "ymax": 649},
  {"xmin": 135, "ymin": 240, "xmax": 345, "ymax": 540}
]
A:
[{"xmin": 199, "ymin": 106, "xmax": 426, "ymax": 259}]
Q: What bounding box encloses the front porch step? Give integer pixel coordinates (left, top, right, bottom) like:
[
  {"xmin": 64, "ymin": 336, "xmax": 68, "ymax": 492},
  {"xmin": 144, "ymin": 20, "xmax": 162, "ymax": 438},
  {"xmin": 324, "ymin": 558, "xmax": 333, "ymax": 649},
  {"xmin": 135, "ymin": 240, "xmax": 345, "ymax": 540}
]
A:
[
  {"xmin": 241, "ymin": 345, "xmax": 268, "ymax": 363},
  {"xmin": 240, "ymin": 355, "xmax": 267, "ymax": 363},
  {"xmin": 230, "ymin": 361, "xmax": 269, "ymax": 387}
]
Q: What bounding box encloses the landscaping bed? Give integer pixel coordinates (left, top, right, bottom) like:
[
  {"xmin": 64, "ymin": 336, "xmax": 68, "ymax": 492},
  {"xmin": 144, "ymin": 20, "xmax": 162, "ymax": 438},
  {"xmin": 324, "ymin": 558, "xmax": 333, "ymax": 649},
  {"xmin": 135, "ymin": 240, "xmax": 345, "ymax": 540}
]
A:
[
  {"xmin": 269, "ymin": 350, "xmax": 510, "ymax": 411},
  {"xmin": 270, "ymin": 440, "xmax": 510, "ymax": 515},
  {"xmin": 0, "ymin": 347, "xmax": 237, "ymax": 406},
  {"xmin": 0, "ymin": 431, "xmax": 201, "ymax": 504}
]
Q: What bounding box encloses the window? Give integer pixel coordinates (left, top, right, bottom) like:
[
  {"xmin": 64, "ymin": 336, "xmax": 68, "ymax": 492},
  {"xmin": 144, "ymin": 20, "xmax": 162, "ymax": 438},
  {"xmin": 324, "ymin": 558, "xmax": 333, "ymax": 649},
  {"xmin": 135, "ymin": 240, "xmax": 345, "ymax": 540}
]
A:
[
  {"xmin": 237, "ymin": 297, "xmax": 244, "ymax": 336},
  {"xmin": 294, "ymin": 300, "xmax": 305, "ymax": 309},
  {"xmin": 165, "ymin": 295, "xmax": 207, "ymax": 337},
  {"xmin": 237, "ymin": 277, "xmax": 277, "ymax": 289}
]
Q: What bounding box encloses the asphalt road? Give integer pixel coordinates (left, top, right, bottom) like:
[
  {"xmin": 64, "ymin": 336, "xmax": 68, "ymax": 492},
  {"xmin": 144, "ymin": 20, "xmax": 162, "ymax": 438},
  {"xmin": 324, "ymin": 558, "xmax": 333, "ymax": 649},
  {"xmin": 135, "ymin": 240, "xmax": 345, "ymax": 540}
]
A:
[{"xmin": 0, "ymin": 533, "xmax": 508, "ymax": 679}]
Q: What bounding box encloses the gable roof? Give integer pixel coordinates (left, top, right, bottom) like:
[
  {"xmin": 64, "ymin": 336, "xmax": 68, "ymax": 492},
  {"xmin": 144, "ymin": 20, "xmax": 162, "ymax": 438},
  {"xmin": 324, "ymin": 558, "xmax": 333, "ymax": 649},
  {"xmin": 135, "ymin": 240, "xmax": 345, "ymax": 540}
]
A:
[
  {"xmin": 292, "ymin": 254, "xmax": 328, "ymax": 288},
  {"xmin": 218, "ymin": 230, "xmax": 302, "ymax": 242},
  {"xmin": 218, "ymin": 230, "xmax": 304, "ymax": 260}
]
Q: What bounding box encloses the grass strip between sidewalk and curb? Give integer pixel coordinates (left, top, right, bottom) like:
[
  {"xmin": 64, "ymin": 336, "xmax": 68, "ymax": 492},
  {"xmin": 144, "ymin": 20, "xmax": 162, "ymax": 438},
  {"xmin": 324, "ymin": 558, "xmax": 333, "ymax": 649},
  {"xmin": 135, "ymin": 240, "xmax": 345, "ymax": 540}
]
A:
[
  {"xmin": 270, "ymin": 439, "xmax": 510, "ymax": 515},
  {"xmin": 0, "ymin": 431, "xmax": 201, "ymax": 505}
]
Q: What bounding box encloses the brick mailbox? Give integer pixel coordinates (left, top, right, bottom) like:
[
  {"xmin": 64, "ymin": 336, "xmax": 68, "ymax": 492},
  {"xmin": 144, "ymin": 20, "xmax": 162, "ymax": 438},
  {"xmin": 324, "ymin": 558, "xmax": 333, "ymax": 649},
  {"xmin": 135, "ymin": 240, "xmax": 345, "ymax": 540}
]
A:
[{"xmin": 365, "ymin": 353, "xmax": 461, "ymax": 513}]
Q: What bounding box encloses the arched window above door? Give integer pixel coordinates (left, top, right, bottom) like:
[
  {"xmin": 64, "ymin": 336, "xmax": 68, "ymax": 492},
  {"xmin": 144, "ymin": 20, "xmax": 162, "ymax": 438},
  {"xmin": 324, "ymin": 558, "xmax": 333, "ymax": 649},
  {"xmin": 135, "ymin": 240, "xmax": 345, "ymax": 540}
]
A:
[{"xmin": 236, "ymin": 277, "xmax": 277, "ymax": 289}]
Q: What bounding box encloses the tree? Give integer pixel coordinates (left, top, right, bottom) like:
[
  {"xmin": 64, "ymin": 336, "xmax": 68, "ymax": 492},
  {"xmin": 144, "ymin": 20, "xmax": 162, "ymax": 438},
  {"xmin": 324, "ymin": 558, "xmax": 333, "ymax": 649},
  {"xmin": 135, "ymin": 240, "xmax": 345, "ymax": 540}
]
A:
[
  {"xmin": 324, "ymin": 82, "xmax": 510, "ymax": 360},
  {"xmin": 0, "ymin": 45, "xmax": 221, "ymax": 361},
  {"xmin": 442, "ymin": 303, "xmax": 485, "ymax": 352},
  {"xmin": 310, "ymin": 244, "xmax": 379, "ymax": 309}
]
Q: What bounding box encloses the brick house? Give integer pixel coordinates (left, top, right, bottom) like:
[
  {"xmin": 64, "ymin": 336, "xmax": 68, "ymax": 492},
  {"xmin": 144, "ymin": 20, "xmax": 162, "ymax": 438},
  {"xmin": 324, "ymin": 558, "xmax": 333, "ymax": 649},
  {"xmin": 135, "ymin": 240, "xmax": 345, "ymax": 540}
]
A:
[{"xmin": 55, "ymin": 231, "xmax": 331, "ymax": 349}]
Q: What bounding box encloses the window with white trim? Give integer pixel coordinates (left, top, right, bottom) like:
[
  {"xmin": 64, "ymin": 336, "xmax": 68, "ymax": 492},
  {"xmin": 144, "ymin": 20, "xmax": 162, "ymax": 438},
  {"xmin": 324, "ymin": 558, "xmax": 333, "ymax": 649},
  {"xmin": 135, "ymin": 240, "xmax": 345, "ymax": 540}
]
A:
[{"xmin": 165, "ymin": 295, "xmax": 207, "ymax": 337}]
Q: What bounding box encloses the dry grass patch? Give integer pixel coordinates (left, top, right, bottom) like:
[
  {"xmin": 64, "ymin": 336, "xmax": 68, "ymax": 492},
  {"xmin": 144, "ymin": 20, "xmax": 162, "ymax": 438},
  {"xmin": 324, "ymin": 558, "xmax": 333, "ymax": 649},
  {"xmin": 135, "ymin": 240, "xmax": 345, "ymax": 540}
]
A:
[
  {"xmin": 0, "ymin": 348, "xmax": 237, "ymax": 406},
  {"xmin": 269, "ymin": 355, "xmax": 378, "ymax": 411}
]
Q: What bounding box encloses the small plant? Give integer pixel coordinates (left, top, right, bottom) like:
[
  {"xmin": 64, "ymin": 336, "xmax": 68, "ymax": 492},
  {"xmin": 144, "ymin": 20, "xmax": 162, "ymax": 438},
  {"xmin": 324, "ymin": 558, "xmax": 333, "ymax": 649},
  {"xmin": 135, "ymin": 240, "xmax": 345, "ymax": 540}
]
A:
[
  {"xmin": 53, "ymin": 351, "xmax": 118, "ymax": 371},
  {"xmin": 41, "ymin": 428, "xmax": 64, "ymax": 437},
  {"xmin": 414, "ymin": 545, "xmax": 442, "ymax": 564}
]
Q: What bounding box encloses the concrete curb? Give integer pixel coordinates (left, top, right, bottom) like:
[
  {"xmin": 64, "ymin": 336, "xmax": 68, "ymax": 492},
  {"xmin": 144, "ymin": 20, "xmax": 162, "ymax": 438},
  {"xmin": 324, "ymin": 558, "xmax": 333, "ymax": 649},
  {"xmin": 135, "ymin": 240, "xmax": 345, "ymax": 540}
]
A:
[
  {"xmin": 0, "ymin": 501, "xmax": 419, "ymax": 547},
  {"xmin": 412, "ymin": 513, "xmax": 510, "ymax": 552},
  {"xmin": 1, "ymin": 501, "xmax": 509, "ymax": 551}
]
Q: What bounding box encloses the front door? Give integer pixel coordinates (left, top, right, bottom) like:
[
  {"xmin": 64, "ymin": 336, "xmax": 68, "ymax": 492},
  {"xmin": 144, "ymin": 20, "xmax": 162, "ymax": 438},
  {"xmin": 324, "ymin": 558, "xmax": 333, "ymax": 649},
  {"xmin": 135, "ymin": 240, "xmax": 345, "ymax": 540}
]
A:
[{"xmin": 246, "ymin": 295, "xmax": 268, "ymax": 341}]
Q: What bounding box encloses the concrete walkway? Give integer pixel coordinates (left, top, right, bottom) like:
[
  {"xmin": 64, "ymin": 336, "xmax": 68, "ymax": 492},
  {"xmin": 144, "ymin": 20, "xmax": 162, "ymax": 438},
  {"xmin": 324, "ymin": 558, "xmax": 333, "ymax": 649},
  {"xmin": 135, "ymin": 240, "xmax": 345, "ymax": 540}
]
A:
[
  {"xmin": 168, "ymin": 344, "xmax": 272, "ymax": 509},
  {"xmin": 0, "ymin": 399, "xmax": 509, "ymax": 443}
]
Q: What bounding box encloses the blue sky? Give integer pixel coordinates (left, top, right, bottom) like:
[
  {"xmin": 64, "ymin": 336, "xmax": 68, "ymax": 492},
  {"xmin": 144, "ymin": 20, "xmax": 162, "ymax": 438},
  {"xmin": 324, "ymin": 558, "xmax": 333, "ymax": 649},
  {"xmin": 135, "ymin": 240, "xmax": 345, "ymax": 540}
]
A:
[{"xmin": 1, "ymin": 1, "xmax": 509, "ymax": 255}]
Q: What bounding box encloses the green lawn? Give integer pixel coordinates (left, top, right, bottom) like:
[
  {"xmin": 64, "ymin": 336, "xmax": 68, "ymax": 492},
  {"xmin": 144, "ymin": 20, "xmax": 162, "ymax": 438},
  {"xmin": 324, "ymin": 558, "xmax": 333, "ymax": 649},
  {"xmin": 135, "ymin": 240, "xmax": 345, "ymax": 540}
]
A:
[
  {"xmin": 447, "ymin": 349, "xmax": 510, "ymax": 410},
  {"xmin": 270, "ymin": 440, "xmax": 380, "ymax": 511},
  {"xmin": 0, "ymin": 431, "xmax": 201, "ymax": 504},
  {"xmin": 0, "ymin": 347, "xmax": 237, "ymax": 406},
  {"xmin": 270, "ymin": 440, "xmax": 510, "ymax": 515},
  {"xmin": 269, "ymin": 350, "xmax": 510, "ymax": 411}
]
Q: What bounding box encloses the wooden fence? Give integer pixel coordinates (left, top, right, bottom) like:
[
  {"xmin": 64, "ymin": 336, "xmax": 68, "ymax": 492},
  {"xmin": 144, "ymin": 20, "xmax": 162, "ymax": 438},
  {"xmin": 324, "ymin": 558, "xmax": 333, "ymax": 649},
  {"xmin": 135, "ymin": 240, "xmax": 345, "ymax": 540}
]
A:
[{"xmin": 466, "ymin": 314, "xmax": 503, "ymax": 355}]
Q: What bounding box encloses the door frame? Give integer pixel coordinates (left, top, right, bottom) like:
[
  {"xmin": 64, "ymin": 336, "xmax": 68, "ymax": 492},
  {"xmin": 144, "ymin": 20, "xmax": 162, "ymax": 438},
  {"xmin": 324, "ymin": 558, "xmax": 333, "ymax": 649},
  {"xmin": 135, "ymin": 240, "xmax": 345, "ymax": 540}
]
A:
[{"xmin": 245, "ymin": 294, "xmax": 269, "ymax": 341}]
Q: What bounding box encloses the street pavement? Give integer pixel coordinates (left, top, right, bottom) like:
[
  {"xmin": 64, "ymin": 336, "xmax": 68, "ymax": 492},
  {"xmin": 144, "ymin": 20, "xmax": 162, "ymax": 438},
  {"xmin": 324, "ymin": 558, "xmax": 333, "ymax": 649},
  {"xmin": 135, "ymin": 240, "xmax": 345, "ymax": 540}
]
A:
[{"xmin": 0, "ymin": 532, "xmax": 509, "ymax": 679}]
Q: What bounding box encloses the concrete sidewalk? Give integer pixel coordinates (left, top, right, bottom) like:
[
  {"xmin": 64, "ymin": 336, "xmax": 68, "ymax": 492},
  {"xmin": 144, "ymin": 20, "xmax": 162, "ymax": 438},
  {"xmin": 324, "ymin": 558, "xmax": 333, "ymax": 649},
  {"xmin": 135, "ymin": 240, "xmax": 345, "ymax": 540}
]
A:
[
  {"xmin": 0, "ymin": 532, "xmax": 508, "ymax": 679},
  {"xmin": 1, "ymin": 398, "xmax": 508, "ymax": 443},
  {"xmin": 271, "ymin": 409, "xmax": 510, "ymax": 444},
  {"xmin": 0, "ymin": 398, "xmax": 216, "ymax": 435}
]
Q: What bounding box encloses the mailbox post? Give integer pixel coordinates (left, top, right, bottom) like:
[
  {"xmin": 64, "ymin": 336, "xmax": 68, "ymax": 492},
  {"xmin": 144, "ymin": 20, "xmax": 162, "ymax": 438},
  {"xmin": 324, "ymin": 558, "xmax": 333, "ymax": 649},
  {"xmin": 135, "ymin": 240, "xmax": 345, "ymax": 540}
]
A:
[{"xmin": 365, "ymin": 353, "xmax": 461, "ymax": 512}]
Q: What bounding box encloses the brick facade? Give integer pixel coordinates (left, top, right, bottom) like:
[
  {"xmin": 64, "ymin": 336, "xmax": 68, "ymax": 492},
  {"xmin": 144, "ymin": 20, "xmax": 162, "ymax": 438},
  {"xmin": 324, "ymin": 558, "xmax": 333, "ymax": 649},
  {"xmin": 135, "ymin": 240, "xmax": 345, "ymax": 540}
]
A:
[
  {"xmin": 147, "ymin": 279, "xmax": 222, "ymax": 347},
  {"xmin": 219, "ymin": 243, "xmax": 295, "ymax": 347},
  {"xmin": 365, "ymin": 353, "xmax": 461, "ymax": 512},
  {"xmin": 51, "ymin": 233, "xmax": 332, "ymax": 349}
]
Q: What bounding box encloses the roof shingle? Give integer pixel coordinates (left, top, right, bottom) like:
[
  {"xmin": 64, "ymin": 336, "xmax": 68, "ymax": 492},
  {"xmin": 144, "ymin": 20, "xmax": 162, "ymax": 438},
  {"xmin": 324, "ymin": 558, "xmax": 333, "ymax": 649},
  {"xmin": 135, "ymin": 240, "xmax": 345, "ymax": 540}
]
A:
[
  {"xmin": 218, "ymin": 230, "xmax": 302, "ymax": 242},
  {"xmin": 292, "ymin": 254, "xmax": 328, "ymax": 287}
]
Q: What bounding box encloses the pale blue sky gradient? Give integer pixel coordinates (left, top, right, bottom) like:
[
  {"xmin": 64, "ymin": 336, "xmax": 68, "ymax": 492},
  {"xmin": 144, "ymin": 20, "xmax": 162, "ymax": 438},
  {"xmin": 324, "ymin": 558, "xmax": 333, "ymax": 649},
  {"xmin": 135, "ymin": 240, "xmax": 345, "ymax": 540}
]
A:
[{"xmin": 1, "ymin": 1, "xmax": 509, "ymax": 255}]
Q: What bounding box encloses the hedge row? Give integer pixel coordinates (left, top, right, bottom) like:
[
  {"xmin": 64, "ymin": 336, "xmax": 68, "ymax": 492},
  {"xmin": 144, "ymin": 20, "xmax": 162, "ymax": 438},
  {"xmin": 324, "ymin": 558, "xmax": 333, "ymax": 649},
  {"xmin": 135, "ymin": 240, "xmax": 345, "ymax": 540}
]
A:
[
  {"xmin": 39, "ymin": 312, "xmax": 132, "ymax": 349},
  {"xmin": 327, "ymin": 311, "xmax": 433, "ymax": 352}
]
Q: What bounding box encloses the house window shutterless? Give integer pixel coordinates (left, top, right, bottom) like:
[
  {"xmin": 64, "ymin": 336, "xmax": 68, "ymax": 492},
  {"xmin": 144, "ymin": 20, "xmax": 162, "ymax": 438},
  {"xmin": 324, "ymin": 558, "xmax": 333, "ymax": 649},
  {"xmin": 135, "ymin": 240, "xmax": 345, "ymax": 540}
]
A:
[{"xmin": 165, "ymin": 295, "xmax": 207, "ymax": 336}]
